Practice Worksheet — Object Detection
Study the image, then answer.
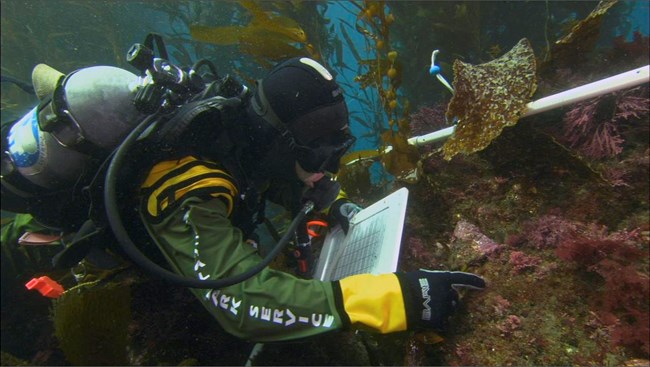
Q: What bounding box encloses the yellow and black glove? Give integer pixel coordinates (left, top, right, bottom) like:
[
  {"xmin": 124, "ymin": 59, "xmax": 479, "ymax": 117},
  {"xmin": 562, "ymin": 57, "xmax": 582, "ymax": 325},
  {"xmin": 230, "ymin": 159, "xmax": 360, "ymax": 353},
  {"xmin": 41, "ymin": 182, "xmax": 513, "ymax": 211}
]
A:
[
  {"xmin": 337, "ymin": 271, "xmax": 485, "ymax": 333},
  {"xmin": 396, "ymin": 270, "xmax": 486, "ymax": 330}
]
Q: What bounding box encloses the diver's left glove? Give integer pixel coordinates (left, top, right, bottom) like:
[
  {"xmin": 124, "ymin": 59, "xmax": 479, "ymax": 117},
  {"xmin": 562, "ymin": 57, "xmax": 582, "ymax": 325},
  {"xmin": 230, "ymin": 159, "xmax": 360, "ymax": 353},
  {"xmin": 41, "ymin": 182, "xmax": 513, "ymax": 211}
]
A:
[
  {"xmin": 329, "ymin": 198, "xmax": 362, "ymax": 234},
  {"xmin": 302, "ymin": 176, "xmax": 341, "ymax": 212}
]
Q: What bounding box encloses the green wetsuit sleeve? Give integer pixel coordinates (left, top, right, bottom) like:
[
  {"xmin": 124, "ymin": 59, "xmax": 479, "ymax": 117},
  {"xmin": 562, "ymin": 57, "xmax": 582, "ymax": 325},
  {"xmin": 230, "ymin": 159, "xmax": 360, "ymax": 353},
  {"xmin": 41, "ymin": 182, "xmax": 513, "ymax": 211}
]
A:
[
  {"xmin": 1, "ymin": 214, "xmax": 63, "ymax": 276},
  {"xmin": 1, "ymin": 214, "xmax": 48, "ymax": 245},
  {"xmin": 143, "ymin": 197, "xmax": 348, "ymax": 342}
]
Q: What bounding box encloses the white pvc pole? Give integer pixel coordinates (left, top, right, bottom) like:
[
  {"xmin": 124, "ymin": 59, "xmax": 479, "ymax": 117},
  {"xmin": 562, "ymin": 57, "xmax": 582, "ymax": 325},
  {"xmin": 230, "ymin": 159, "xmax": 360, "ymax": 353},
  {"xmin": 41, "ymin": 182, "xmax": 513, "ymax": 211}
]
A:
[{"xmin": 408, "ymin": 65, "xmax": 650, "ymax": 147}]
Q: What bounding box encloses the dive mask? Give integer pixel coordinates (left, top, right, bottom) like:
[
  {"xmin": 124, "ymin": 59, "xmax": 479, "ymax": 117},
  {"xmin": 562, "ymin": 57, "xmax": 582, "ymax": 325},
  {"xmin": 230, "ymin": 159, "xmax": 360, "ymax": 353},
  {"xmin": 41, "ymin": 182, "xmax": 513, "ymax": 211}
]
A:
[
  {"xmin": 251, "ymin": 79, "xmax": 355, "ymax": 174},
  {"xmin": 292, "ymin": 132, "xmax": 356, "ymax": 174}
]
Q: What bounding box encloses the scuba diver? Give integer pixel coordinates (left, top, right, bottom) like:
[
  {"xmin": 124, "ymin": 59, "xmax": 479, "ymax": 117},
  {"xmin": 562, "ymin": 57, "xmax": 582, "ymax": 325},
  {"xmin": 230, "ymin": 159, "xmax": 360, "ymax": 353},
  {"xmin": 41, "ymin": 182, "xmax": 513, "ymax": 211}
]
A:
[{"xmin": 1, "ymin": 36, "xmax": 486, "ymax": 342}]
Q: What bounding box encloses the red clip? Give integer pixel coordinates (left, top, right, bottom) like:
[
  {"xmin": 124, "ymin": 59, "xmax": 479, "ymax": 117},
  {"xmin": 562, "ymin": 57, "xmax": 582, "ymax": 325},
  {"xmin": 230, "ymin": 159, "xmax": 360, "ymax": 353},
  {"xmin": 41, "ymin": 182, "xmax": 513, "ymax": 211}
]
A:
[
  {"xmin": 297, "ymin": 259, "xmax": 308, "ymax": 274},
  {"xmin": 306, "ymin": 220, "xmax": 329, "ymax": 238},
  {"xmin": 25, "ymin": 276, "xmax": 64, "ymax": 298}
]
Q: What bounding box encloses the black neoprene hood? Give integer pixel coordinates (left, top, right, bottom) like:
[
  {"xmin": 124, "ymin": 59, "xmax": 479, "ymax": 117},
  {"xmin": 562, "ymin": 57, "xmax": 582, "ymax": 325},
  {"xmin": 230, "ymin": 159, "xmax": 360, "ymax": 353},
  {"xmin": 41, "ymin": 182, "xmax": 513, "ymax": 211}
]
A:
[{"xmin": 259, "ymin": 57, "xmax": 349, "ymax": 145}]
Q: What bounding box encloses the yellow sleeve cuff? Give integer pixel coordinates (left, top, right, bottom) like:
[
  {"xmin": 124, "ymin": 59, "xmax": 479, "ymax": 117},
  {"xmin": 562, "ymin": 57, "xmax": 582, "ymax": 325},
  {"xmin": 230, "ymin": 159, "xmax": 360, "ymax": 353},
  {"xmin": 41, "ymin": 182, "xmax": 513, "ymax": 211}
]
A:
[{"xmin": 339, "ymin": 273, "xmax": 407, "ymax": 333}]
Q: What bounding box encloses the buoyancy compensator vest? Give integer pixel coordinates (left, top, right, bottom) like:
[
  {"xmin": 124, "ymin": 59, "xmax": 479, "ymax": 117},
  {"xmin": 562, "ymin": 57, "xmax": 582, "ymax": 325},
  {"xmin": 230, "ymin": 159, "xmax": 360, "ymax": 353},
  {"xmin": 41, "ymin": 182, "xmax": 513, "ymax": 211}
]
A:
[
  {"xmin": 2, "ymin": 33, "xmax": 321, "ymax": 291},
  {"xmin": 4, "ymin": 34, "xmax": 327, "ymax": 289},
  {"xmin": 1, "ymin": 33, "xmax": 250, "ymax": 272}
]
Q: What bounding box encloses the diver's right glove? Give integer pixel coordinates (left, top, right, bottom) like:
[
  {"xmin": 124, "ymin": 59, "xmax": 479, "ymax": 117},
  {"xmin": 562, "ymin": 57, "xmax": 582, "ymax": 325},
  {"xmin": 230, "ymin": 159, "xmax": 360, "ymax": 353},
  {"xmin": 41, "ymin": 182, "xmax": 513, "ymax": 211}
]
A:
[
  {"xmin": 396, "ymin": 270, "xmax": 486, "ymax": 330},
  {"xmin": 336, "ymin": 271, "xmax": 486, "ymax": 334}
]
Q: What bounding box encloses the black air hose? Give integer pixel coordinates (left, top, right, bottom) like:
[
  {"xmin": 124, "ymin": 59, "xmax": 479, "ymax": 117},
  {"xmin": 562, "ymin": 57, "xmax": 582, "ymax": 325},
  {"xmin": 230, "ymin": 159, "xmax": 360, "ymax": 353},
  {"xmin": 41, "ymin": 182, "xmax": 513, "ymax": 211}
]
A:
[{"xmin": 105, "ymin": 112, "xmax": 313, "ymax": 289}]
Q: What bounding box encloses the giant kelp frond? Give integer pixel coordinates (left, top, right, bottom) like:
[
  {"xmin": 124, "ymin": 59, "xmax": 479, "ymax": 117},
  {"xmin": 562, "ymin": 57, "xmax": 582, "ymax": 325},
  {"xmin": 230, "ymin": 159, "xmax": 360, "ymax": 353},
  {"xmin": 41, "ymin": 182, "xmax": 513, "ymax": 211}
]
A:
[
  {"xmin": 189, "ymin": 0, "xmax": 319, "ymax": 67},
  {"xmin": 240, "ymin": 0, "xmax": 307, "ymax": 42},
  {"xmin": 344, "ymin": 1, "xmax": 418, "ymax": 180},
  {"xmin": 190, "ymin": 25, "xmax": 246, "ymax": 45}
]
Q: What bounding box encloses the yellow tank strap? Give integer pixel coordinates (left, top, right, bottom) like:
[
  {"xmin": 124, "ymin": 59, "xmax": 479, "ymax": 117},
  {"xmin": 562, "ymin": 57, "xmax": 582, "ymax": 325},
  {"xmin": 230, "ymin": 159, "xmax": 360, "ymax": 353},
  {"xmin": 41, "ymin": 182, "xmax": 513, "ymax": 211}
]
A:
[
  {"xmin": 338, "ymin": 273, "xmax": 407, "ymax": 333},
  {"xmin": 141, "ymin": 156, "xmax": 238, "ymax": 218}
]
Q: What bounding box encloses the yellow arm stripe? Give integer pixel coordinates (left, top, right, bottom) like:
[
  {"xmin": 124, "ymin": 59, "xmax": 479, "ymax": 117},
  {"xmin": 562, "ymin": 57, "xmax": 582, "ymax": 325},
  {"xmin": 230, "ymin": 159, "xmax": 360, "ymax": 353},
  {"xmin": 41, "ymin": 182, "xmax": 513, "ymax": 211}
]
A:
[
  {"xmin": 142, "ymin": 156, "xmax": 197, "ymax": 187},
  {"xmin": 151, "ymin": 177, "xmax": 236, "ymax": 216},
  {"xmin": 338, "ymin": 273, "xmax": 407, "ymax": 333},
  {"xmin": 142, "ymin": 156, "xmax": 238, "ymax": 218}
]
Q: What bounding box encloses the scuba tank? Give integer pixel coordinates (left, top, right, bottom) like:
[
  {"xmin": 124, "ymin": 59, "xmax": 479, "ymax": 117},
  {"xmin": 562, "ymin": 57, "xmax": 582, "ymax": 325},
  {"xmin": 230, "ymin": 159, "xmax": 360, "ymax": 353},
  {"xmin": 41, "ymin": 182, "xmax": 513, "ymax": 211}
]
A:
[
  {"xmin": 2, "ymin": 64, "xmax": 144, "ymax": 230},
  {"xmin": 5, "ymin": 65, "xmax": 143, "ymax": 191},
  {"xmin": 1, "ymin": 33, "xmax": 242, "ymax": 263},
  {"xmin": 1, "ymin": 34, "xmax": 241, "ymax": 227}
]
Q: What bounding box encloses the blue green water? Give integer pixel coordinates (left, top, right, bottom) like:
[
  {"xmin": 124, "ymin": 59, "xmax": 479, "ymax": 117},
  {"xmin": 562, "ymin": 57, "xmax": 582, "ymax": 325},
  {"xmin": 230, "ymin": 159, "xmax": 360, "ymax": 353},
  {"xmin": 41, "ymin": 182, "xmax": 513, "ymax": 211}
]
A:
[{"xmin": 1, "ymin": 1, "xmax": 648, "ymax": 365}]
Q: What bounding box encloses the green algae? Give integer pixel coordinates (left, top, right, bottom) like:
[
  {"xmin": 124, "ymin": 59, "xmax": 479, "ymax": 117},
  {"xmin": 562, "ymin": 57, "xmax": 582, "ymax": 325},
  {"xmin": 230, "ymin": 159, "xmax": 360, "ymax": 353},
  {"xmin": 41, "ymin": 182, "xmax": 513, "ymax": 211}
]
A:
[
  {"xmin": 0, "ymin": 351, "xmax": 30, "ymax": 366},
  {"xmin": 52, "ymin": 283, "xmax": 131, "ymax": 365}
]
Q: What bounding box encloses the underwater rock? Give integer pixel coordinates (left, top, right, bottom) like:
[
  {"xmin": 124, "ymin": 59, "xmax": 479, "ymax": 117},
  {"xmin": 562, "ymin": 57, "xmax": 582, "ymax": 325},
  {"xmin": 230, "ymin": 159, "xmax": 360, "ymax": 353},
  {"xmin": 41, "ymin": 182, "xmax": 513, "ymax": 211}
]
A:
[
  {"xmin": 496, "ymin": 314, "xmax": 523, "ymax": 337},
  {"xmin": 555, "ymin": 227, "xmax": 650, "ymax": 355},
  {"xmin": 509, "ymin": 250, "xmax": 542, "ymax": 274},
  {"xmin": 403, "ymin": 333, "xmax": 444, "ymax": 367},
  {"xmin": 449, "ymin": 219, "xmax": 501, "ymax": 269},
  {"xmin": 518, "ymin": 215, "xmax": 579, "ymax": 249},
  {"xmin": 442, "ymin": 38, "xmax": 537, "ymax": 160}
]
